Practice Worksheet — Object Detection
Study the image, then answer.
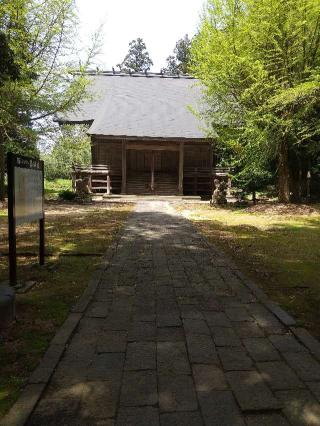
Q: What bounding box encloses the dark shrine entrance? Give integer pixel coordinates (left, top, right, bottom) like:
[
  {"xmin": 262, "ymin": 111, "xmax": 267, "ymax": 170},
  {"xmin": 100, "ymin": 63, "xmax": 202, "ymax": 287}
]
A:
[{"xmin": 127, "ymin": 150, "xmax": 179, "ymax": 195}]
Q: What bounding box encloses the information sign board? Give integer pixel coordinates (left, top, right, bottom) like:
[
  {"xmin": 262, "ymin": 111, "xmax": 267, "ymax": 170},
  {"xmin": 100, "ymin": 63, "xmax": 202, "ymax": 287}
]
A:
[
  {"xmin": 7, "ymin": 153, "xmax": 45, "ymax": 285},
  {"xmin": 13, "ymin": 156, "xmax": 44, "ymax": 225}
]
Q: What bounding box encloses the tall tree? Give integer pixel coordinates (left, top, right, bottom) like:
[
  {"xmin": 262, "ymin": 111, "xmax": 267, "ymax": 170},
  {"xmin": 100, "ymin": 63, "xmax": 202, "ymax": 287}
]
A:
[
  {"xmin": 0, "ymin": 0, "xmax": 101, "ymax": 199},
  {"xmin": 191, "ymin": 0, "xmax": 320, "ymax": 202},
  {"xmin": 162, "ymin": 34, "xmax": 191, "ymax": 75},
  {"xmin": 117, "ymin": 38, "xmax": 153, "ymax": 72}
]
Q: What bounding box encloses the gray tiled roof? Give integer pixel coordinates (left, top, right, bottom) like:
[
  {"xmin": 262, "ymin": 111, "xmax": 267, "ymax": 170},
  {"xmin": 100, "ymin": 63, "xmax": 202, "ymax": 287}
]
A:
[{"xmin": 57, "ymin": 73, "xmax": 207, "ymax": 139}]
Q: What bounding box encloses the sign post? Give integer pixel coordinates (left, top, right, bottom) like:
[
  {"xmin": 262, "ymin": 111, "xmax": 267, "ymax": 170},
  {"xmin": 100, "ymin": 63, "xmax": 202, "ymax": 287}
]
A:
[{"xmin": 7, "ymin": 153, "xmax": 45, "ymax": 286}]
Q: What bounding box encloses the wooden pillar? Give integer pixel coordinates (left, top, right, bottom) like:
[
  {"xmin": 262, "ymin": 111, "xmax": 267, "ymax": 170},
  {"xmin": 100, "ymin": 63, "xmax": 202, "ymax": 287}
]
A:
[
  {"xmin": 178, "ymin": 141, "xmax": 184, "ymax": 195},
  {"xmin": 121, "ymin": 140, "xmax": 127, "ymax": 194},
  {"xmin": 151, "ymin": 151, "xmax": 155, "ymax": 192},
  {"xmin": 107, "ymin": 173, "xmax": 111, "ymax": 195}
]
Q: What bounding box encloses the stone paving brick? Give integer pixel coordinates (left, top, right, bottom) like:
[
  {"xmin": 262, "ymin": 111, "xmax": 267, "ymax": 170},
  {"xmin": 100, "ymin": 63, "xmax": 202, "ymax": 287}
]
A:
[
  {"xmin": 276, "ymin": 389, "xmax": 320, "ymax": 426},
  {"xmin": 203, "ymin": 311, "xmax": 232, "ymax": 328},
  {"xmin": 54, "ymin": 358, "xmax": 90, "ymax": 382},
  {"xmin": 97, "ymin": 330, "xmax": 127, "ymax": 353},
  {"xmin": 27, "ymin": 397, "xmax": 80, "ymax": 425},
  {"xmin": 200, "ymin": 295, "xmax": 224, "ymax": 311},
  {"xmin": 183, "ymin": 318, "xmax": 211, "ymax": 335},
  {"xmin": 125, "ymin": 342, "xmax": 156, "ymax": 370},
  {"xmin": 158, "ymin": 375, "xmax": 198, "ymax": 412},
  {"xmin": 235, "ymin": 322, "xmax": 265, "ymax": 338},
  {"xmin": 128, "ymin": 322, "xmax": 156, "ymax": 342},
  {"xmin": 257, "ymin": 361, "xmax": 305, "ymax": 390},
  {"xmin": 193, "ymin": 364, "xmax": 228, "ymax": 392},
  {"xmin": 157, "ymin": 313, "xmax": 182, "ymax": 327},
  {"xmin": 218, "ymin": 347, "xmax": 254, "ymax": 371},
  {"xmin": 217, "ymin": 295, "xmax": 243, "ymax": 308},
  {"xmin": 120, "ymin": 370, "xmax": 157, "ymax": 406},
  {"xmin": 113, "ymin": 286, "xmax": 135, "ymax": 297},
  {"xmin": 269, "ymin": 334, "xmax": 307, "ymax": 353},
  {"xmin": 87, "ymin": 353, "xmax": 124, "ymax": 381},
  {"xmin": 176, "ymin": 296, "xmax": 199, "ymax": 306},
  {"xmin": 86, "ymin": 301, "xmax": 110, "ymax": 318},
  {"xmin": 226, "ymin": 371, "xmax": 281, "ymax": 411},
  {"xmin": 186, "ymin": 334, "xmax": 219, "ymax": 364},
  {"xmin": 104, "ymin": 312, "xmax": 131, "ymax": 331},
  {"xmin": 94, "ymin": 287, "xmax": 113, "ymax": 302},
  {"xmin": 264, "ymin": 301, "xmax": 296, "ymax": 327},
  {"xmin": 64, "ymin": 333, "xmax": 97, "ymax": 362},
  {"xmin": 247, "ymin": 303, "xmax": 285, "ymax": 329},
  {"xmin": 79, "ymin": 381, "xmax": 120, "ymax": 419},
  {"xmin": 283, "ymin": 351, "xmax": 320, "ymax": 381},
  {"xmin": 44, "ymin": 381, "xmax": 88, "ymax": 400},
  {"xmin": 157, "ymin": 327, "xmax": 185, "ymax": 342},
  {"xmin": 244, "ymin": 413, "xmax": 290, "ymax": 426},
  {"xmin": 133, "ymin": 312, "xmax": 156, "ymax": 323},
  {"xmin": 225, "ymin": 307, "xmax": 253, "ymax": 322},
  {"xmin": 291, "ymin": 327, "xmax": 320, "ymax": 361},
  {"xmin": 210, "ymin": 326, "xmax": 242, "ymax": 347},
  {"xmin": 180, "ymin": 306, "xmax": 204, "ymax": 320},
  {"xmin": 198, "ymin": 390, "xmax": 245, "ymax": 426},
  {"xmin": 157, "ymin": 342, "xmax": 190, "ymax": 374},
  {"xmin": 160, "ymin": 411, "xmax": 204, "ymax": 426},
  {"xmin": 307, "ymin": 382, "xmax": 320, "ymax": 402},
  {"xmin": 117, "ymin": 407, "xmax": 159, "ymax": 426},
  {"xmin": 243, "ymin": 337, "xmax": 281, "ymax": 361}
]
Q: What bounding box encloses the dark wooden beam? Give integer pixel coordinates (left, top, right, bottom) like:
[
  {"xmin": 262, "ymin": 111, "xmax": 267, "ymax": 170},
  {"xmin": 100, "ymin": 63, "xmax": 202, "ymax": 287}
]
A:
[
  {"xmin": 151, "ymin": 151, "xmax": 155, "ymax": 192},
  {"xmin": 178, "ymin": 141, "xmax": 184, "ymax": 195},
  {"xmin": 126, "ymin": 144, "xmax": 179, "ymax": 152},
  {"xmin": 121, "ymin": 140, "xmax": 127, "ymax": 194}
]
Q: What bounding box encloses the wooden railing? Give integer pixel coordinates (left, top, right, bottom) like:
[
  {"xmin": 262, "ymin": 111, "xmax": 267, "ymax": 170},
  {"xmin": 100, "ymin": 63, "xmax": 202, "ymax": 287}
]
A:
[
  {"xmin": 183, "ymin": 166, "xmax": 233, "ymax": 196},
  {"xmin": 72, "ymin": 165, "xmax": 122, "ymax": 194}
]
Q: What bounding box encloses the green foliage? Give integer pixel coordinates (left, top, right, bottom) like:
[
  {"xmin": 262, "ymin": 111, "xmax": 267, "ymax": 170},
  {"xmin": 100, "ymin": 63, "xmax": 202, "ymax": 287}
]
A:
[
  {"xmin": 43, "ymin": 125, "xmax": 91, "ymax": 180},
  {"xmin": 162, "ymin": 34, "xmax": 192, "ymax": 75},
  {"xmin": 0, "ymin": 0, "xmax": 101, "ymax": 198},
  {"xmin": 191, "ymin": 0, "xmax": 320, "ymax": 201},
  {"xmin": 117, "ymin": 38, "xmax": 153, "ymax": 72},
  {"xmin": 0, "ymin": 31, "xmax": 20, "ymax": 83}
]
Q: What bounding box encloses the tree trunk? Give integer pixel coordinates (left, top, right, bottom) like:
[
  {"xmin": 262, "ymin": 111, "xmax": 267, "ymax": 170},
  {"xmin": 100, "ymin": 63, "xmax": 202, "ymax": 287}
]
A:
[
  {"xmin": 289, "ymin": 152, "xmax": 301, "ymax": 203},
  {"xmin": 0, "ymin": 141, "xmax": 5, "ymax": 201},
  {"xmin": 278, "ymin": 139, "xmax": 290, "ymax": 203}
]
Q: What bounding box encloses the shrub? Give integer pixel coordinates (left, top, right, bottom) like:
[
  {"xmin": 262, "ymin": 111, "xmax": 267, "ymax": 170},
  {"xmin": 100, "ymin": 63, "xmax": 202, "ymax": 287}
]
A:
[{"xmin": 58, "ymin": 189, "xmax": 76, "ymax": 201}]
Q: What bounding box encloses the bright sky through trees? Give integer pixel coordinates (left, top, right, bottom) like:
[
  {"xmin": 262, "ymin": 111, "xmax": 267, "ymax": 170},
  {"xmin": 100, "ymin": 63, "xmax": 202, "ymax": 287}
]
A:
[{"xmin": 76, "ymin": 0, "xmax": 205, "ymax": 71}]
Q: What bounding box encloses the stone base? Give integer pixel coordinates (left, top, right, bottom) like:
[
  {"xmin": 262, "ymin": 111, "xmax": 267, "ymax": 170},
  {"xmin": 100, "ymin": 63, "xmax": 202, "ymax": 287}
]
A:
[{"xmin": 0, "ymin": 283, "xmax": 15, "ymax": 326}]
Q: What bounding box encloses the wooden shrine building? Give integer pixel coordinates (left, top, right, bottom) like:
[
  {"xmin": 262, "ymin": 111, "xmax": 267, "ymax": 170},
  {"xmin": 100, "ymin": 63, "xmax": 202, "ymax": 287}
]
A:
[{"xmin": 57, "ymin": 71, "xmax": 214, "ymax": 196}]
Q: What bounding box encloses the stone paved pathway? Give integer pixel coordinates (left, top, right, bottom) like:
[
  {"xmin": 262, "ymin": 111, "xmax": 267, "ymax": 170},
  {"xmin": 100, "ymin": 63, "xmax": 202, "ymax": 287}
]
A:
[{"xmin": 27, "ymin": 201, "xmax": 320, "ymax": 425}]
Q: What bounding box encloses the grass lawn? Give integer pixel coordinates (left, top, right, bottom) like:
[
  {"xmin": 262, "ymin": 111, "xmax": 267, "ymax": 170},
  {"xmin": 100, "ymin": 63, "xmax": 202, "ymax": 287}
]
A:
[
  {"xmin": 178, "ymin": 202, "xmax": 320, "ymax": 338},
  {"xmin": 44, "ymin": 178, "xmax": 72, "ymax": 200},
  {"xmin": 0, "ymin": 201, "xmax": 132, "ymax": 418}
]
